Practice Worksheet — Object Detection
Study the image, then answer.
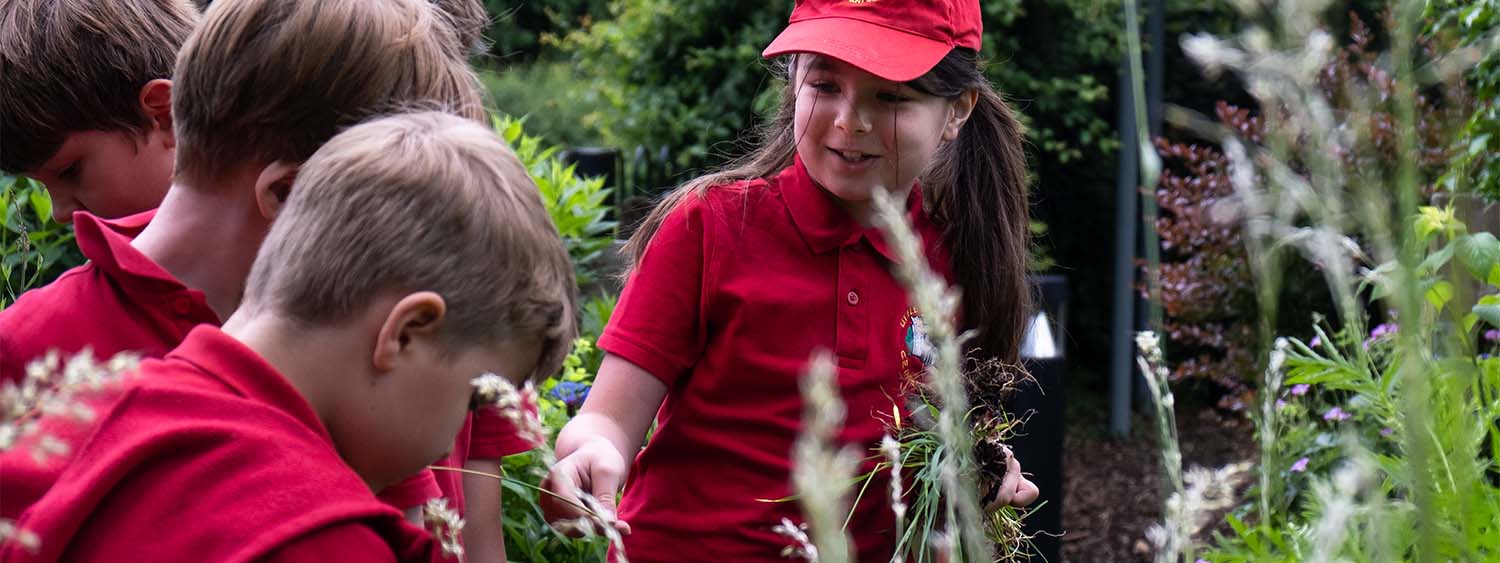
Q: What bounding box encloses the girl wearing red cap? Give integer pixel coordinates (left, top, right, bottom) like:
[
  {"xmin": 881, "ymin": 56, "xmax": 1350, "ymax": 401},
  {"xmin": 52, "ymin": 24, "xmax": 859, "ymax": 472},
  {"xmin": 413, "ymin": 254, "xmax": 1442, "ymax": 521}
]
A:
[{"xmin": 545, "ymin": 1, "xmax": 1038, "ymax": 560}]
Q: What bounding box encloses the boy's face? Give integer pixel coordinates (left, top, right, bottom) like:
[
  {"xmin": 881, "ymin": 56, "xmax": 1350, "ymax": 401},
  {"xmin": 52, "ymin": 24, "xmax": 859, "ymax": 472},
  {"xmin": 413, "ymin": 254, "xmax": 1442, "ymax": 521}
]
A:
[
  {"xmin": 352, "ymin": 334, "xmax": 544, "ymax": 492},
  {"xmin": 25, "ymin": 129, "xmax": 174, "ymax": 223}
]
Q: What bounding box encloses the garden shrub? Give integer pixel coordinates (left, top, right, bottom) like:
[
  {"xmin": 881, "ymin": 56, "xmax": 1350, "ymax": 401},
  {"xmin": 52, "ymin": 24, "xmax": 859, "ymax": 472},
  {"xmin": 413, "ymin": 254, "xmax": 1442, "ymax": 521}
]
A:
[
  {"xmin": 1151, "ymin": 13, "xmax": 1472, "ymax": 403},
  {"xmin": 1426, "ymin": 0, "xmax": 1500, "ymax": 201},
  {"xmin": 494, "ymin": 115, "xmax": 618, "ymax": 291},
  {"xmin": 1134, "ymin": 1, "xmax": 1500, "ymax": 558},
  {"xmin": 481, "ymin": 63, "xmax": 605, "ymax": 149},
  {"xmin": 1199, "ymin": 207, "xmax": 1500, "ymax": 561},
  {"xmin": 0, "ymin": 174, "xmax": 83, "ymax": 309}
]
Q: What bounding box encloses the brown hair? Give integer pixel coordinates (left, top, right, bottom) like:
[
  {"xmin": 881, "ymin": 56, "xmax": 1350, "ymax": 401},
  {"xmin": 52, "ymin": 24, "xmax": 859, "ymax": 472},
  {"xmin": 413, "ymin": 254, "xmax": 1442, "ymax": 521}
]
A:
[
  {"xmin": 0, "ymin": 0, "xmax": 199, "ymax": 173},
  {"xmin": 244, "ymin": 111, "xmax": 577, "ymax": 380},
  {"xmin": 626, "ymin": 49, "xmax": 1032, "ymax": 363},
  {"xmin": 427, "ymin": 0, "xmax": 491, "ymax": 58},
  {"xmin": 171, "ymin": 0, "xmax": 486, "ymax": 185}
]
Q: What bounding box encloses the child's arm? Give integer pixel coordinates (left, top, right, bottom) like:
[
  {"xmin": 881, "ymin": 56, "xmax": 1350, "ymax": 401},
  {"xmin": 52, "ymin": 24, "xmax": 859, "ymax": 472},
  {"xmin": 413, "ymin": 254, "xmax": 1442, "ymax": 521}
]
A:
[
  {"xmin": 542, "ymin": 353, "xmax": 668, "ymax": 529},
  {"xmin": 461, "ymin": 458, "xmax": 506, "ymax": 562}
]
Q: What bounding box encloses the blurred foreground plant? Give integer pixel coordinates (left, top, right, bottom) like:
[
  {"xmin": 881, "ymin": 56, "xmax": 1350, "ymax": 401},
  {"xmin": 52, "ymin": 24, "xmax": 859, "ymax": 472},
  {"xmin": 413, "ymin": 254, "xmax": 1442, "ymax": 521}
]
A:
[{"xmin": 1128, "ymin": 0, "xmax": 1500, "ymax": 560}]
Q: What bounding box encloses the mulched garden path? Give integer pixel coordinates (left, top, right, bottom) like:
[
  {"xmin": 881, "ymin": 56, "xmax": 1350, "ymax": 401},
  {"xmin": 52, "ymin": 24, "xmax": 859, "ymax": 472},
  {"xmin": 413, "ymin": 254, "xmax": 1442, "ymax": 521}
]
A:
[{"xmin": 1059, "ymin": 406, "xmax": 1256, "ymax": 562}]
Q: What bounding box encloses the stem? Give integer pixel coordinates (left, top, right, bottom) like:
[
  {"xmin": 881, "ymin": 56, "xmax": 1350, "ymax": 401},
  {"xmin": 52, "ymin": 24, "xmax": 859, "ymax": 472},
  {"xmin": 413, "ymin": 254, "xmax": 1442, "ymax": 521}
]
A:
[
  {"xmin": 1124, "ymin": 0, "xmax": 1165, "ymax": 335},
  {"xmin": 426, "ymin": 465, "xmax": 599, "ymax": 517}
]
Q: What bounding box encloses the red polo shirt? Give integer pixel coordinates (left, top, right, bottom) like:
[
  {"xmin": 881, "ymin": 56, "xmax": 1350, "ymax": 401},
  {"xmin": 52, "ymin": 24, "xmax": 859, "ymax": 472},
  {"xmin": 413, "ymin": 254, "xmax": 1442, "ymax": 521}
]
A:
[
  {"xmin": 0, "ymin": 326, "xmax": 439, "ymax": 562},
  {"xmin": 0, "ymin": 210, "xmax": 217, "ymax": 385},
  {"xmin": 0, "ymin": 210, "xmax": 527, "ymax": 518},
  {"xmin": 600, "ymin": 158, "xmax": 950, "ymax": 562}
]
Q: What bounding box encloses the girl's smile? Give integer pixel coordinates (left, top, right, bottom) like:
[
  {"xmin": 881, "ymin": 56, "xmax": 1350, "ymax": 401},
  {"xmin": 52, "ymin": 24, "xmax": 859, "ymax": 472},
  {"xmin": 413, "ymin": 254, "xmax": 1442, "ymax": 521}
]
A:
[{"xmin": 791, "ymin": 55, "xmax": 972, "ymax": 223}]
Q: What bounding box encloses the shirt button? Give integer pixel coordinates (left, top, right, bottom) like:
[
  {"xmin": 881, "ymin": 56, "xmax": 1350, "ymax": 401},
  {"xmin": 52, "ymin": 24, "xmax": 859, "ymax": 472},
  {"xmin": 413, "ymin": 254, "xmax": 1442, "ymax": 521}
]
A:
[
  {"xmin": 846, "ymin": 290, "xmax": 860, "ymax": 306},
  {"xmin": 172, "ymin": 297, "xmax": 193, "ymax": 315}
]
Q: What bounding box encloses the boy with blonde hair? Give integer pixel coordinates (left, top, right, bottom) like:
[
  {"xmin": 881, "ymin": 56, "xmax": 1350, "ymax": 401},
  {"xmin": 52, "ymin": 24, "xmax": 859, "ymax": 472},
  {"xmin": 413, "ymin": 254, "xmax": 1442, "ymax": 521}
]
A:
[
  {"xmin": 0, "ymin": 0, "xmax": 199, "ymax": 222},
  {"xmin": 0, "ymin": 0, "xmax": 527, "ymax": 558},
  {"xmin": 2, "ymin": 110, "xmax": 576, "ymax": 562}
]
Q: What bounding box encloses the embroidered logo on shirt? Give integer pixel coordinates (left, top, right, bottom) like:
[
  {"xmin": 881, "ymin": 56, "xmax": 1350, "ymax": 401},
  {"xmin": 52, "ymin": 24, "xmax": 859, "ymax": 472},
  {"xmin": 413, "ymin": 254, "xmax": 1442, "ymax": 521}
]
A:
[{"xmin": 899, "ymin": 307, "xmax": 936, "ymax": 379}]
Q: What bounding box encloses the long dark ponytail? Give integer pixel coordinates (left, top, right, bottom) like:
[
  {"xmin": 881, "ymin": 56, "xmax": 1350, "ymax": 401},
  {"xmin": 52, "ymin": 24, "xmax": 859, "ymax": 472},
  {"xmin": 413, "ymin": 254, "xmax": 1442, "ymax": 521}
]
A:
[
  {"xmin": 625, "ymin": 49, "xmax": 1031, "ymax": 364},
  {"xmin": 909, "ymin": 49, "xmax": 1031, "ymax": 365}
]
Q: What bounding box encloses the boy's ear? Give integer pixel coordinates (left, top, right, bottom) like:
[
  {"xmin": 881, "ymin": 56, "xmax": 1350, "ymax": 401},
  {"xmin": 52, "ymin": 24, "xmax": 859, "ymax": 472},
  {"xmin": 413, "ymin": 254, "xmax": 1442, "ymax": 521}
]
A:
[
  {"xmin": 372, "ymin": 292, "xmax": 448, "ymax": 373},
  {"xmin": 943, "ymin": 89, "xmax": 980, "ymax": 142},
  {"xmin": 138, "ymin": 79, "xmax": 175, "ymax": 148},
  {"xmin": 253, "ymin": 161, "xmax": 300, "ymax": 220}
]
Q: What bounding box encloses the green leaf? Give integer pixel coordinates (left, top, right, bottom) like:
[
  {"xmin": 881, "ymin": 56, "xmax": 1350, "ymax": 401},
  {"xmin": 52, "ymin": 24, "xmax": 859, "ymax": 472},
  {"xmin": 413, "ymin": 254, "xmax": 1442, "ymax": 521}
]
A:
[
  {"xmin": 1427, "ymin": 279, "xmax": 1455, "ymax": 311},
  {"xmin": 1474, "ymin": 303, "xmax": 1500, "ymax": 328},
  {"xmin": 1420, "ymin": 243, "xmax": 1455, "ymax": 275},
  {"xmin": 1470, "ymin": 133, "xmax": 1492, "ymax": 156},
  {"xmin": 1458, "ymin": 232, "xmax": 1500, "ymax": 281},
  {"xmin": 28, "ymin": 188, "xmax": 52, "ymax": 224}
]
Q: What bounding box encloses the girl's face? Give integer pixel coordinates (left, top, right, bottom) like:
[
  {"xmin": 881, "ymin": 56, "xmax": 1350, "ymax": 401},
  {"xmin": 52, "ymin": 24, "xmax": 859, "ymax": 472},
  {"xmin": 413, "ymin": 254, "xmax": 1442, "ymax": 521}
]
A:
[{"xmin": 791, "ymin": 56, "xmax": 973, "ymax": 221}]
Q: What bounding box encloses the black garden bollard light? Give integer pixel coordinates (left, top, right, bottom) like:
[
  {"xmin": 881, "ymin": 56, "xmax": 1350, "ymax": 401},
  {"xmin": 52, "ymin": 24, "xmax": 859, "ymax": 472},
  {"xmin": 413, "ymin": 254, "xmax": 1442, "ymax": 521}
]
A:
[
  {"xmin": 1010, "ymin": 274, "xmax": 1068, "ymax": 562},
  {"xmin": 559, "ymin": 146, "xmax": 620, "ymax": 188}
]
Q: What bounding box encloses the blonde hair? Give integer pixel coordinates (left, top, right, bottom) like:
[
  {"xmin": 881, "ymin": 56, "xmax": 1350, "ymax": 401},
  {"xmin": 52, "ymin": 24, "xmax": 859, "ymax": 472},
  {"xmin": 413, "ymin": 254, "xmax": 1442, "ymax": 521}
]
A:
[
  {"xmin": 171, "ymin": 0, "xmax": 486, "ymax": 185},
  {"xmin": 0, "ymin": 0, "xmax": 199, "ymax": 173},
  {"xmin": 244, "ymin": 111, "xmax": 576, "ymax": 380}
]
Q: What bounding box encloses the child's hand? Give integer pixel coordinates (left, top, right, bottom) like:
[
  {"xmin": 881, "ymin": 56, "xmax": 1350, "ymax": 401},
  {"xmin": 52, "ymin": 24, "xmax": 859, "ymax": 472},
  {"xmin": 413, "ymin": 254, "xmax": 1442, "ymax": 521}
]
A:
[
  {"xmin": 541, "ymin": 436, "xmax": 632, "ymax": 536},
  {"xmin": 983, "ymin": 446, "xmax": 1039, "ymax": 511}
]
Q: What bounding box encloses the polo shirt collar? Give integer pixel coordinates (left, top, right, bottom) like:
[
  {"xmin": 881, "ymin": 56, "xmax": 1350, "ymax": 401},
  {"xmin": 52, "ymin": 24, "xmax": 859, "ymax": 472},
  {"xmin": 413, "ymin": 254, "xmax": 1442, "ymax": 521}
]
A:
[
  {"xmin": 165, "ymin": 325, "xmax": 332, "ymax": 443},
  {"xmin": 72, "ymin": 210, "xmax": 219, "ymax": 322},
  {"xmin": 780, "ymin": 155, "xmax": 933, "ymax": 262}
]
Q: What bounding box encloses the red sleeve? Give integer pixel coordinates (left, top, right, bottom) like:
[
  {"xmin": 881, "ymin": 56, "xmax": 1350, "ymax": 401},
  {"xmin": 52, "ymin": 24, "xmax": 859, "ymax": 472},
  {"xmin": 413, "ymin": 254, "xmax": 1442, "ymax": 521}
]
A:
[
  {"xmin": 596, "ymin": 196, "xmax": 713, "ymax": 387},
  {"xmin": 375, "ymin": 468, "xmax": 440, "ymax": 511},
  {"xmin": 469, "ymin": 395, "xmax": 536, "ymax": 459},
  {"xmin": 0, "ymin": 312, "xmax": 25, "ymax": 385},
  {"xmin": 257, "ymin": 522, "xmax": 397, "ymax": 563}
]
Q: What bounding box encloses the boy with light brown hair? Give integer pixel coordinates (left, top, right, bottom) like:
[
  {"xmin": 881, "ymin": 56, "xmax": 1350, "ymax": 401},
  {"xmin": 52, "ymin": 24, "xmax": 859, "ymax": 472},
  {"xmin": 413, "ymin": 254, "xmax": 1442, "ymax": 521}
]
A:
[
  {"xmin": 2, "ymin": 110, "xmax": 576, "ymax": 562},
  {"xmin": 0, "ymin": 0, "xmax": 199, "ymax": 222},
  {"xmin": 0, "ymin": 0, "xmax": 526, "ymax": 559}
]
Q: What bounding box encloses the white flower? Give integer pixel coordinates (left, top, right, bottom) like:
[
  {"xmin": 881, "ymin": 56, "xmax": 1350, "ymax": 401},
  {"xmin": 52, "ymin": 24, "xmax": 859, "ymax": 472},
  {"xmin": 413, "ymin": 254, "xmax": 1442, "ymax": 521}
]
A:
[
  {"xmin": 470, "ymin": 373, "xmax": 546, "ymax": 447},
  {"xmin": 773, "ymin": 517, "xmax": 818, "ymax": 561},
  {"xmin": 469, "ymin": 372, "xmax": 510, "ymax": 406},
  {"xmin": 422, "ymin": 498, "xmax": 465, "ymax": 560},
  {"xmin": 1135, "ymin": 331, "xmax": 1162, "ymax": 364}
]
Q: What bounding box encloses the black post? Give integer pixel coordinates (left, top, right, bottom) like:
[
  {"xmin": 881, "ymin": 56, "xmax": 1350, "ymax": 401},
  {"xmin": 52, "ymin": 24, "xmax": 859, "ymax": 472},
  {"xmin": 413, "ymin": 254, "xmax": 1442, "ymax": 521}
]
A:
[{"xmin": 1011, "ymin": 274, "xmax": 1068, "ymax": 562}]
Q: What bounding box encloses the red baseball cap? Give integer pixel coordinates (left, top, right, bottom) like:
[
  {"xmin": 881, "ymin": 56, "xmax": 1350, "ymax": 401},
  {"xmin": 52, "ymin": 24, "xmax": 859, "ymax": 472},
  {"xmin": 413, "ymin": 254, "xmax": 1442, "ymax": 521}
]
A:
[{"xmin": 762, "ymin": 0, "xmax": 983, "ymax": 82}]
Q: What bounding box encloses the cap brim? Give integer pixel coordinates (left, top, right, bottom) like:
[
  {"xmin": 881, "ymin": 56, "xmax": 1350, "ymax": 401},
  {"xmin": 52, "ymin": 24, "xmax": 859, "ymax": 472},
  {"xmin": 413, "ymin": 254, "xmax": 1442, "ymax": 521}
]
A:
[{"xmin": 762, "ymin": 17, "xmax": 952, "ymax": 82}]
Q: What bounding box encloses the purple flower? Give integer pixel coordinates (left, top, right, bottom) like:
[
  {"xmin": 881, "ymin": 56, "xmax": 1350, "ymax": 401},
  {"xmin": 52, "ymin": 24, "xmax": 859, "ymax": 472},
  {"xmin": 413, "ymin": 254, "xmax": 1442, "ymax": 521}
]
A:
[
  {"xmin": 1275, "ymin": 399, "xmax": 1287, "ymax": 409},
  {"xmin": 1323, "ymin": 406, "xmax": 1351, "ymax": 422},
  {"xmin": 1486, "ymin": 329, "xmax": 1500, "ymax": 343},
  {"xmin": 1380, "ymin": 427, "xmax": 1394, "ymax": 437},
  {"xmin": 1371, "ymin": 323, "xmax": 1397, "ymax": 338},
  {"xmin": 1309, "ymin": 335, "xmax": 1322, "ymax": 348},
  {"xmin": 1365, "ymin": 323, "xmax": 1398, "ymax": 349},
  {"xmin": 1290, "ymin": 457, "xmax": 1310, "ymax": 473},
  {"xmin": 1290, "ymin": 383, "xmax": 1310, "ymax": 396}
]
